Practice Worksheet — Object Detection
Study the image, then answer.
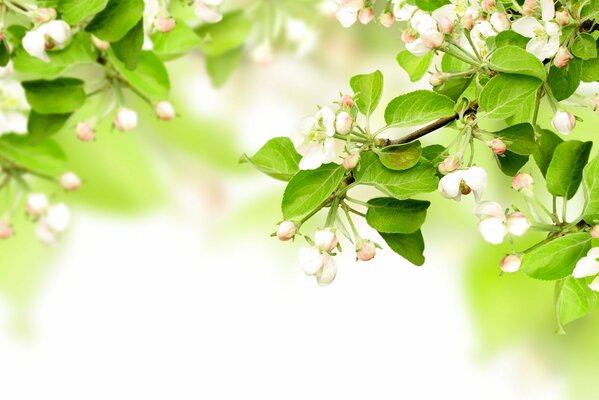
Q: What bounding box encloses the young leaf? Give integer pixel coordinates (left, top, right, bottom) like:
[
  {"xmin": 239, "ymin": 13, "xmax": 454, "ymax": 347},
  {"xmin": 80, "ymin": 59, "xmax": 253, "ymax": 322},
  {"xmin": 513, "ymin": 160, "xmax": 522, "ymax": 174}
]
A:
[
  {"xmin": 493, "ymin": 123, "xmax": 537, "ymax": 155},
  {"xmin": 546, "ymin": 140, "xmax": 592, "ymax": 199},
  {"xmin": 111, "ymin": 19, "xmax": 144, "ymax": 70},
  {"xmin": 571, "ymin": 33, "xmax": 598, "ymax": 60},
  {"xmin": 366, "ymin": 197, "xmax": 430, "ymax": 233},
  {"xmin": 379, "ymin": 230, "xmax": 425, "ymax": 266},
  {"xmin": 0, "ymin": 136, "xmax": 66, "ymax": 176},
  {"xmin": 478, "ymin": 74, "xmax": 542, "ymax": 120},
  {"xmin": 349, "ymin": 70, "xmax": 384, "ymax": 117},
  {"xmin": 489, "ymin": 46, "xmax": 547, "ymax": 80},
  {"xmin": 109, "ymin": 50, "xmax": 170, "ymax": 100},
  {"xmin": 440, "ymin": 52, "xmax": 470, "ymax": 72},
  {"xmin": 414, "ymin": 0, "xmax": 450, "ymax": 12},
  {"xmin": 85, "ymin": 0, "xmax": 144, "ymax": 42},
  {"xmin": 27, "ymin": 111, "xmax": 71, "ymax": 145},
  {"xmin": 196, "ymin": 11, "xmax": 252, "ymax": 57},
  {"xmin": 583, "ymin": 154, "xmax": 599, "ymax": 224},
  {"xmin": 0, "ymin": 40, "xmax": 10, "ymax": 67},
  {"xmin": 152, "ymin": 23, "xmax": 204, "ymax": 58},
  {"xmin": 377, "ymin": 141, "xmax": 422, "ymax": 171},
  {"xmin": 58, "ymin": 0, "xmax": 109, "ymax": 25},
  {"xmin": 495, "ymin": 151, "xmax": 529, "ymax": 176},
  {"xmin": 396, "ymin": 51, "xmax": 433, "ymax": 82},
  {"xmin": 533, "ymin": 128, "xmax": 563, "ymax": 177},
  {"xmin": 421, "ymin": 144, "xmax": 445, "ymax": 162},
  {"xmin": 434, "ymin": 76, "xmax": 473, "ymax": 102},
  {"xmin": 281, "ymin": 163, "xmax": 345, "ymax": 220},
  {"xmin": 354, "ymin": 152, "xmax": 438, "ymax": 199},
  {"xmin": 240, "ymin": 137, "xmax": 301, "ymax": 181},
  {"xmin": 494, "ymin": 30, "xmax": 529, "ymax": 49},
  {"xmin": 547, "ymin": 59, "xmax": 582, "ymax": 101},
  {"xmin": 22, "ymin": 78, "xmax": 85, "ymax": 114},
  {"xmin": 384, "ymin": 90, "xmax": 455, "ymax": 127},
  {"xmin": 556, "ymin": 276, "xmax": 598, "ymax": 329},
  {"xmin": 521, "ymin": 233, "xmax": 592, "ymax": 280}
]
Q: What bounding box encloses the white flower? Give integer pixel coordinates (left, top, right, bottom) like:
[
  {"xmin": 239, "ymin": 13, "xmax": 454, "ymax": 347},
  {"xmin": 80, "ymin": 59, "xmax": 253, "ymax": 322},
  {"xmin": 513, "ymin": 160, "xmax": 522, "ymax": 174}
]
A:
[
  {"xmin": 438, "ymin": 166, "xmax": 487, "ymax": 202},
  {"xmin": 335, "ymin": 0, "xmax": 364, "ymax": 28},
  {"xmin": 296, "ymin": 106, "xmax": 344, "ymax": 170},
  {"xmin": 46, "ymin": 203, "xmax": 70, "ymax": 232},
  {"xmin": 490, "ymin": 12, "xmax": 510, "ymax": 32},
  {"xmin": 335, "ymin": 111, "xmax": 353, "ymax": 134},
  {"xmin": 470, "ymin": 21, "xmax": 501, "ymax": 52},
  {"xmin": 356, "ymin": 240, "xmax": 376, "ymax": 261},
  {"xmin": 315, "ymin": 253, "xmax": 337, "ymax": 286},
  {"xmin": 276, "ymin": 221, "xmax": 296, "ymax": 241},
  {"xmin": 194, "ymin": 0, "xmax": 223, "ymax": 23},
  {"xmin": 505, "ymin": 212, "xmax": 530, "ymax": 236},
  {"xmin": 285, "ymin": 19, "xmax": 318, "ymax": 57},
  {"xmin": 473, "ymin": 202, "xmax": 529, "ymax": 244},
  {"xmin": 500, "ymin": 254, "xmax": 522, "ymax": 273},
  {"xmin": 512, "ymin": 0, "xmax": 560, "ymax": 60},
  {"xmin": 299, "ymin": 246, "xmax": 325, "ymax": 275},
  {"xmin": 314, "ymin": 228, "xmax": 338, "ymax": 252},
  {"xmin": 60, "ymin": 172, "xmax": 81, "ymax": 192},
  {"xmin": 155, "ymin": 101, "xmax": 175, "ymax": 121},
  {"xmin": 512, "ymin": 172, "xmax": 534, "ymax": 191},
  {"xmin": 572, "ymin": 248, "xmax": 599, "ymax": 278},
  {"xmin": 392, "ymin": 0, "xmax": 418, "ymax": 21},
  {"xmin": 0, "ymin": 80, "xmax": 29, "ymax": 136},
  {"xmin": 551, "ymin": 110, "xmax": 576, "ymax": 134},
  {"xmin": 22, "ymin": 20, "xmax": 72, "ymax": 62},
  {"xmin": 114, "ymin": 108, "xmax": 138, "ymax": 131},
  {"xmin": 26, "ymin": 193, "xmax": 49, "ymax": 217}
]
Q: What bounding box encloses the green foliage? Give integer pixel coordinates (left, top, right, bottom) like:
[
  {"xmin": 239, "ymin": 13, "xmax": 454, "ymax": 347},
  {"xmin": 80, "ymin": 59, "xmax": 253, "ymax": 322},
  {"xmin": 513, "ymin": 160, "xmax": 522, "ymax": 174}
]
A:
[
  {"xmin": 22, "ymin": 78, "xmax": 86, "ymax": 114},
  {"xmin": 571, "ymin": 33, "xmax": 598, "ymax": 60},
  {"xmin": 522, "ymin": 233, "xmax": 592, "ymax": 280},
  {"xmin": 384, "ymin": 90, "xmax": 455, "ymax": 127},
  {"xmin": 85, "ymin": 0, "xmax": 145, "ymax": 42},
  {"xmin": 546, "ymin": 140, "xmax": 592, "ymax": 199},
  {"xmin": 583, "ymin": 154, "xmax": 599, "ymax": 224},
  {"xmin": 492, "ymin": 123, "xmax": 537, "ymax": 155},
  {"xmin": 350, "ymin": 70, "xmax": 384, "ymax": 117},
  {"xmin": 547, "ymin": 60, "xmax": 582, "ymax": 101},
  {"xmin": 377, "ymin": 141, "xmax": 422, "ymax": 171},
  {"xmin": 379, "ymin": 230, "xmax": 426, "ymax": 266},
  {"xmin": 111, "ymin": 19, "xmax": 144, "ymax": 70},
  {"xmin": 0, "ymin": 136, "xmax": 66, "ymax": 176},
  {"xmin": 240, "ymin": 137, "xmax": 301, "ymax": 181},
  {"xmin": 556, "ymin": 277, "xmax": 598, "ymax": 329},
  {"xmin": 196, "ymin": 11, "xmax": 252, "ymax": 57},
  {"xmin": 396, "ymin": 51, "xmax": 433, "ymax": 82},
  {"xmin": 109, "ymin": 50, "xmax": 170, "ymax": 100},
  {"xmin": 366, "ymin": 197, "xmax": 430, "ymax": 233},
  {"xmin": 533, "ymin": 129, "xmax": 563, "ymax": 177},
  {"xmin": 488, "ymin": 46, "xmax": 546, "ymax": 80},
  {"xmin": 58, "ymin": 0, "xmax": 109, "ymax": 24},
  {"xmin": 479, "ymin": 74, "xmax": 542, "ymax": 120}
]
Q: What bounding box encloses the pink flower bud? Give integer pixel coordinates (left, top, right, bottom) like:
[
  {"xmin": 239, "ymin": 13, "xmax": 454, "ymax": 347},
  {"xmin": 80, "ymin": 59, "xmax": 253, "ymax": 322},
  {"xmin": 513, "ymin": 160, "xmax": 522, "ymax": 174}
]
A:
[
  {"xmin": 429, "ymin": 71, "xmax": 445, "ymax": 87},
  {"xmin": 591, "ymin": 225, "xmax": 599, "ymax": 239},
  {"xmin": 0, "ymin": 221, "xmax": 13, "ymax": 240},
  {"xmin": 155, "ymin": 101, "xmax": 175, "ymax": 121},
  {"xmin": 422, "ymin": 30, "xmax": 444, "ymax": 49},
  {"xmin": 314, "ymin": 228, "xmax": 338, "ymax": 252},
  {"xmin": 555, "ymin": 10, "xmax": 570, "ymax": 26},
  {"xmin": 553, "ymin": 46, "xmax": 572, "ymax": 68},
  {"xmin": 26, "ymin": 193, "xmax": 49, "ymax": 217},
  {"xmin": 490, "ymin": 13, "xmax": 510, "ymax": 32},
  {"xmin": 511, "ymin": 172, "xmax": 534, "ymax": 191},
  {"xmin": 358, "ymin": 7, "xmax": 374, "ymax": 25},
  {"xmin": 551, "ymin": 110, "xmax": 576, "ymax": 135},
  {"xmin": 114, "ymin": 108, "xmax": 138, "ymax": 132},
  {"xmin": 342, "ymin": 151, "xmax": 360, "ymax": 170},
  {"xmin": 438, "ymin": 17, "xmax": 453, "ymax": 34},
  {"xmin": 490, "ymin": 138, "xmax": 507, "ymax": 155},
  {"xmin": 60, "ymin": 172, "xmax": 81, "ymax": 192},
  {"xmin": 76, "ymin": 122, "xmax": 96, "ymax": 142},
  {"xmin": 356, "ymin": 240, "xmax": 376, "ymax": 261},
  {"xmin": 277, "ymin": 221, "xmax": 296, "ymax": 241},
  {"xmin": 500, "ymin": 254, "xmax": 521, "ymax": 273},
  {"xmin": 32, "ymin": 8, "xmax": 56, "ymax": 23},
  {"xmin": 335, "ymin": 111, "xmax": 353, "ymax": 134},
  {"xmin": 401, "ymin": 30, "xmax": 416, "ymax": 44},
  {"xmin": 438, "ymin": 155, "xmax": 459, "ymax": 174},
  {"xmin": 155, "ymin": 15, "xmax": 176, "ymax": 33},
  {"xmin": 522, "ymin": 0, "xmax": 538, "ymax": 14},
  {"xmin": 340, "ymin": 94, "xmax": 354, "ymax": 108},
  {"xmin": 91, "ymin": 35, "xmax": 110, "ymax": 51},
  {"xmin": 460, "ymin": 14, "xmax": 474, "ymax": 30},
  {"xmin": 379, "ymin": 12, "xmax": 395, "ymax": 28},
  {"xmin": 482, "ymin": 0, "xmax": 496, "ymax": 12}
]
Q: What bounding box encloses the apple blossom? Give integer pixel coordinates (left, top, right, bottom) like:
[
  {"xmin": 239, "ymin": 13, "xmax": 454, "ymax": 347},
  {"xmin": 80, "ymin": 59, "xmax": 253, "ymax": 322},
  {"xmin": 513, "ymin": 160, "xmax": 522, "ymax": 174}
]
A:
[
  {"xmin": 356, "ymin": 240, "xmax": 376, "ymax": 261},
  {"xmin": 591, "ymin": 225, "xmax": 599, "ymax": 239},
  {"xmin": 36, "ymin": 221, "xmax": 59, "ymax": 247},
  {"xmin": 22, "ymin": 20, "xmax": 72, "ymax": 62},
  {"xmin": 401, "ymin": 31, "xmax": 417, "ymax": 44},
  {"xmin": 114, "ymin": 108, "xmax": 138, "ymax": 132},
  {"xmin": 299, "ymin": 246, "xmax": 338, "ymax": 285},
  {"xmin": 314, "ymin": 228, "xmax": 338, "ymax": 252},
  {"xmin": 393, "ymin": 0, "xmax": 417, "ymax": 21},
  {"xmin": 438, "ymin": 166, "xmax": 487, "ymax": 202},
  {"xmin": 481, "ymin": 0, "xmax": 495, "ymax": 12},
  {"xmin": 0, "ymin": 221, "xmax": 13, "ymax": 240},
  {"xmin": 31, "ymin": 8, "xmax": 57, "ymax": 23},
  {"xmin": 315, "ymin": 253, "xmax": 337, "ymax": 286},
  {"xmin": 555, "ymin": 10, "xmax": 570, "ymax": 26},
  {"xmin": 276, "ymin": 221, "xmax": 297, "ymax": 241},
  {"xmin": 490, "ymin": 13, "xmax": 510, "ymax": 32},
  {"xmin": 194, "ymin": 0, "xmax": 223, "ymax": 23},
  {"xmin": 553, "ymin": 46, "xmax": 572, "ymax": 68},
  {"xmin": 594, "ymin": 96, "xmax": 599, "ymax": 114},
  {"xmin": 438, "ymin": 17, "xmax": 453, "ymax": 34},
  {"xmin": 155, "ymin": 15, "xmax": 176, "ymax": 33},
  {"xmin": 336, "ymin": 0, "xmax": 364, "ymax": 28},
  {"xmin": 473, "ymin": 202, "xmax": 529, "ymax": 244},
  {"xmin": 60, "ymin": 172, "xmax": 81, "ymax": 192},
  {"xmin": 572, "ymin": 248, "xmax": 599, "ymax": 278},
  {"xmin": 505, "ymin": 212, "xmax": 530, "ymax": 237},
  {"xmin": 46, "ymin": 203, "xmax": 70, "ymax": 233},
  {"xmin": 296, "ymin": 106, "xmax": 344, "ymax": 170},
  {"xmin": 26, "ymin": 193, "xmax": 49, "ymax": 217},
  {"xmin": 76, "ymin": 122, "xmax": 96, "ymax": 142},
  {"xmin": 91, "ymin": 35, "xmax": 110, "ymax": 51},
  {"xmin": 380, "ymin": 12, "xmax": 395, "ymax": 28},
  {"xmin": 512, "ymin": 172, "xmax": 534, "ymax": 192},
  {"xmin": 429, "ymin": 72, "xmax": 445, "ymax": 87},
  {"xmin": 155, "ymin": 101, "xmax": 176, "ymax": 121},
  {"xmin": 358, "ymin": 8, "xmax": 374, "ymax": 24},
  {"xmin": 0, "ymin": 80, "xmax": 29, "ymax": 135},
  {"xmin": 437, "ymin": 155, "xmax": 460, "ymax": 174},
  {"xmin": 551, "ymin": 110, "xmax": 576, "ymax": 134},
  {"xmin": 340, "ymin": 94, "xmax": 354, "ymax": 108},
  {"xmin": 522, "ymin": 0, "xmax": 538, "ymax": 14},
  {"xmin": 500, "ymin": 254, "xmax": 522, "ymax": 273},
  {"xmin": 461, "ymin": 14, "xmax": 475, "ymax": 30},
  {"xmin": 490, "ymin": 138, "xmax": 507, "ymax": 155},
  {"xmin": 342, "ymin": 151, "xmax": 361, "ymax": 170},
  {"xmin": 335, "ymin": 111, "xmax": 353, "ymax": 134},
  {"xmin": 512, "ymin": 0, "xmax": 560, "ymax": 60}
]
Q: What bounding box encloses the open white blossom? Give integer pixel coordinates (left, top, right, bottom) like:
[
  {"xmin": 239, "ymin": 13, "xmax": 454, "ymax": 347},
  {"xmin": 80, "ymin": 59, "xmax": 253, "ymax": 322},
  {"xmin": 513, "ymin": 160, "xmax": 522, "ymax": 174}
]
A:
[
  {"xmin": 512, "ymin": 0, "xmax": 560, "ymax": 60},
  {"xmin": 299, "ymin": 246, "xmax": 337, "ymax": 286},
  {"xmin": 22, "ymin": 20, "xmax": 72, "ymax": 62},
  {"xmin": 472, "ymin": 202, "xmax": 529, "ymax": 244},
  {"xmin": 335, "ymin": 0, "xmax": 364, "ymax": 28},
  {"xmin": 0, "ymin": 79, "xmax": 29, "ymax": 135},
  {"xmin": 572, "ymin": 248, "xmax": 599, "ymax": 278},
  {"xmin": 438, "ymin": 166, "xmax": 487, "ymax": 202},
  {"xmin": 195, "ymin": 0, "xmax": 224, "ymax": 23},
  {"xmin": 296, "ymin": 106, "xmax": 344, "ymax": 170},
  {"xmin": 35, "ymin": 203, "xmax": 71, "ymax": 247}
]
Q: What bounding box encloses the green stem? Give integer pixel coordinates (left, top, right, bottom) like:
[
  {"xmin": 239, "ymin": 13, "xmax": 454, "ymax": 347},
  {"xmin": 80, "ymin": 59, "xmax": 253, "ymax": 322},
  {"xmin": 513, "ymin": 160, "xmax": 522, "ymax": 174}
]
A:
[
  {"xmin": 342, "ymin": 202, "xmax": 361, "ymax": 240},
  {"xmin": 325, "ymin": 197, "xmax": 340, "ymax": 227},
  {"xmin": 463, "ymin": 30, "xmax": 482, "ymax": 61},
  {"xmin": 345, "ymin": 196, "xmax": 369, "ymax": 207},
  {"xmin": 562, "ymin": 197, "xmax": 568, "ymax": 224}
]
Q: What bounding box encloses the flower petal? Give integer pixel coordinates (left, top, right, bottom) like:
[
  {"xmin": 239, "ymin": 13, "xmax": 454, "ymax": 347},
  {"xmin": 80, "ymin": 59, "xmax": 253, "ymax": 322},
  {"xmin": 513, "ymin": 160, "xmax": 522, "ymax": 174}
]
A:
[
  {"xmin": 478, "ymin": 217, "xmax": 507, "ymax": 244},
  {"xmin": 512, "ymin": 16, "xmax": 543, "ymax": 38}
]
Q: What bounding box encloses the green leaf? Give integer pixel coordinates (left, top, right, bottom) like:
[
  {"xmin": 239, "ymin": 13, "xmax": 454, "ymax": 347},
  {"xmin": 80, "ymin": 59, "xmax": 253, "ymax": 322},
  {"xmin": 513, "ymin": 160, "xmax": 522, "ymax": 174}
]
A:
[
  {"xmin": 583, "ymin": 154, "xmax": 599, "ymax": 224},
  {"xmin": 421, "ymin": 144, "xmax": 445, "ymax": 162},
  {"xmin": 493, "ymin": 123, "xmax": 537, "ymax": 155},
  {"xmin": 281, "ymin": 163, "xmax": 345, "ymax": 220},
  {"xmin": 366, "ymin": 197, "xmax": 430, "ymax": 233},
  {"xmin": 354, "ymin": 152, "xmax": 438, "ymax": 199},
  {"xmin": 440, "ymin": 52, "xmax": 470, "ymax": 72},
  {"xmin": 571, "ymin": 33, "xmax": 598, "ymax": 60},
  {"xmin": 582, "ymin": 56, "xmax": 599, "ymax": 82},
  {"xmin": 533, "ymin": 128, "xmax": 563, "ymax": 177},
  {"xmin": 151, "ymin": 22, "xmax": 203, "ymax": 58},
  {"xmin": 478, "ymin": 74, "xmax": 542, "ymax": 120},
  {"xmin": 494, "ymin": 30, "xmax": 529, "ymax": 49},
  {"xmin": 521, "ymin": 233, "xmax": 592, "ymax": 280},
  {"xmin": 58, "ymin": 0, "xmax": 109, "ymax": 24},
  {"xmin": 379, "ymin": 230, "xmax": 425, "ymax": 266},
  {"xmin": 489, "ymin": 46, "xmax": 547, "ymax": 80},
  {"xmin": 85, "ymin": 0, "xmax": 144, "ymax": 42},
  {"xmin": 377, "ymin": 141, "xmax": 422, "ymax": 171},
  {"xmin": 556, "ymin": 276, "xmax": 598, "ymax": 329},
  {"xmin": 196, "ymin": 11, "xmax": 252, "ymax": 57},
  {"xmin": 506, "ymin": 90, "xmax": 536, "ymax": 124},
  {"xmin": 414, "ymin": 0, "xmax": 450, "ymax": 11},
  {"xmin": 27, "ymin": 112, "xmax": 71, "ymax": 145},
  {"xmin": 495, "ymin": 151, "xmax": 529, "ymax": 176},
  {"xmin": 0, "ymin": 40, "xmax": 10, "ymax": 67},
  {"xmin": 349, "ymin": 70, "xmax": 384, "ymax": 117},
  {"xmin": 434, "ymin": 76, "xmax": 473, "ymax": 102},
  {"xmin": 546, "ymin": 140, "xmax": 592, "ymax": 199},
  {"xmin": 22, "ymin": 78, "xmax": 85, "ymax": 114},
  {"xmin": 205, "ymin": 46, "xmax": 244, "ymax": 88},
  {"xmin": 0, "ymin": 136, "xmax": 66, "ymax": 176},
  {"xmin": 384, "ymin": 90, "xmax": 455, "ymax": 127},
  {"xmin": 547, "ymin": 59, "xmax": 582, "ymax": 101},
  {"xmin": 111, "ymin": 18, "xmax": 144, "ymax": 70},
  {"xmin": 109, "ymin": 50, "xmax": 170, "ymax": 100},
  {"xmin": 396, "ymin": 51, "xmax": 433, "ymax": 82},
  {"xmin": 240, "ymin": 137, "xmax": 301, "ymax": 181}
]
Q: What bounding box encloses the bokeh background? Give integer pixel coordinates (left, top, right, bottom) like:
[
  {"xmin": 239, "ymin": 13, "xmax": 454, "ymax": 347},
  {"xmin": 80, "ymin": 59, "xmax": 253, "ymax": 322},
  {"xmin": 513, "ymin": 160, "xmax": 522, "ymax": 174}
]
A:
[{"xmin": 1, "ymin": 2, "xmax": 599, "ymax": 398}]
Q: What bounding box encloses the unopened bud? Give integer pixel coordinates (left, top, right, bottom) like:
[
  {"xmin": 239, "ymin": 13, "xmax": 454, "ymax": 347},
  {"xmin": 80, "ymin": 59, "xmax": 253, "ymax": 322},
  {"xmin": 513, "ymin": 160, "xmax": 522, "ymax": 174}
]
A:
[
  {"xmin": 31, "ymin": 8, "xmax": 56, "ymax": 23},
  {"xmin": 553, "ymin": 46, "xmax": 572, "ymax": 68},
  {"xmin": 438, "ymin": 17, "xmax": 453, "ymax": 34},
  {"xmin": 114, "ymin": 108, "xmax": 138, "ymax": 132},
  {"xmin": 76, "ymin": 122, "xmax": 96, "ymax": 142},
  {"xmin": 591, "ymin": 225, "xmax": 599, "ymax": 239},
  {"xmin": 358, "ymin": 7, "xmax": 374, "ymax": 25},
  {"xmin": 356, "ymin": 240, "xmax": 376, "ymax": 261},
  {"xmin": 0, "ymin": 221, "xmax": 13, "ymax": 240},
  {"xmin": 421, "ymin": 30, "xmax": 444, "ymax": 49},
  {"xmin": 500, "ymin": 254, "xmax": 521, "ymax": 273},
  {"xmin": 512, "ymin": 172, "xmax": 534, "ymax": 191},
  {"xmin": 314, "ymin": 228, "xmax": 338, "ymax": 252},
  {"xmin": 335, "ymin": 111, "xmax": 353, "ymax": 134},
  {"xmin": 555, "ymin": 10, "xmax": 570, "ymax": 26},
  {"xmin": 343, "ymin": 151, "xmax": 361, "ymax": 170},
  {"xmin": 401, "ymin": 30, "xmax": 416, "ymax": 44},
  {"xmin": 340, "ymin": 94, "xmax": 354, "ymax": 108},
  {"xmin": 551, "ymin": 110, "xmax": 576, "ymax": 135},
  {"xmin": 277, "ymin": 221, "xmax": 296, "ymax": 241},
  {"xmin": 60, "ymin": 172, "xmax": 81, "ymax": 192},
  {"xmin": 91, "ymin": 35, "xmax": 110, "ymax": 51},
  {"xmin": 155, "ymin": 101, "xmax": 175, "ymax": 121},
  {"xmin": 522, "ymin": 0, "xmax": 538, "ymax": 14},
  {"xmin": 26, "ymin": 193, "xmax": 49, "ymax": 217},
  {"xmin": 438, "ymin": 155, "xmax": 459, "ymax": 174},
  {"xmin": 429, "ymin": 71, "xmax": 445, "ymax": 87},
  {"xmin": 490, "ymin": 12, "xmax": 510, "ymax": 32},
  {"xmin": 379, "ymin": 12, "xmax": 395, "ymax": 28},
  {"xmin": 460, "ymin": 14, "xmax": 475, "ymax": 30},
  {"xmin": 155, "ymin": 15, "xmax": 176, "ymax": 33},
  {"xmin": 482, "ymin": 0, "xmax": 496, "ymax": 12},
  {"xmin": 490, "ymin": 138, "xmax": 507, "ymax": 155}
]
